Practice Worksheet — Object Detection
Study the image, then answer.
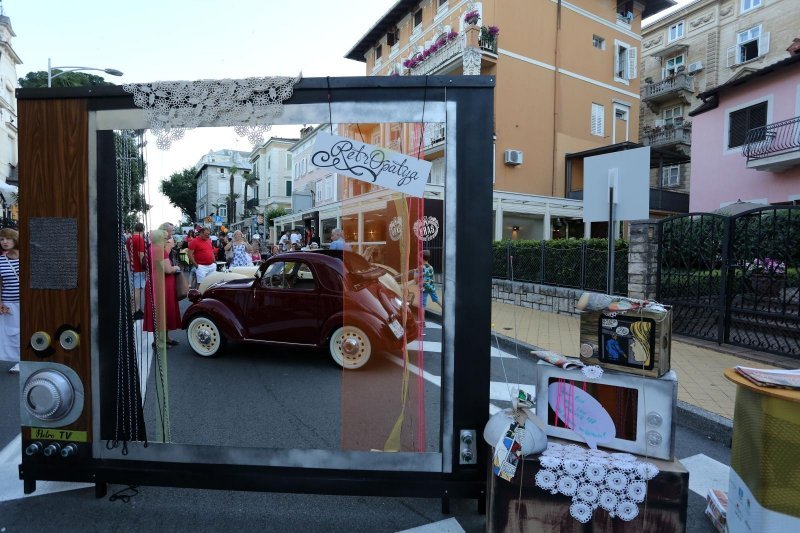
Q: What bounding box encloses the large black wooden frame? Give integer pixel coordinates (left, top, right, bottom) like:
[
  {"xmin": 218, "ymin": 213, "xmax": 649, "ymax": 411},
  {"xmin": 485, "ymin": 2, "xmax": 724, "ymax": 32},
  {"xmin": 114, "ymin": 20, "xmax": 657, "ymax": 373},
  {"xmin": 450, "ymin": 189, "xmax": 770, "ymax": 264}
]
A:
[{"xmin": 17, "ymin": 77, "xmax": 494, "ymax": 500}]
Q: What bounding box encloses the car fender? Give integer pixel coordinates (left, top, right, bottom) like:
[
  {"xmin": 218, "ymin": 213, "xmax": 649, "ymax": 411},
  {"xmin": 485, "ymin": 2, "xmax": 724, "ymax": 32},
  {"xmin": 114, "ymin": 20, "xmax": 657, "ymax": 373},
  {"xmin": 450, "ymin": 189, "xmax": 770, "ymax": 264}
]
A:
[
  {"xmin": 182, "ymin": 299, "xmax": 245, "ymax": 340},
  {"xmin": 321, "ymin": 311, "xmax": 386, "ymax": 346}
]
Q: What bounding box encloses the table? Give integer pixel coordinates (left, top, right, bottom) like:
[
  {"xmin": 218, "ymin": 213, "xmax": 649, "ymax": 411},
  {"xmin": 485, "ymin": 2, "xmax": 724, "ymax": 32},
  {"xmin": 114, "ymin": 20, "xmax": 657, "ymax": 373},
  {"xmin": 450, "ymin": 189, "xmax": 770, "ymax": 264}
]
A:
[
  {"xmin": 486, "ymin": 439, "xmax": 689, "ymax": 532},
  {"xmin": 723, "ymin": 368, "xmax": 800, "ymax": 530}
]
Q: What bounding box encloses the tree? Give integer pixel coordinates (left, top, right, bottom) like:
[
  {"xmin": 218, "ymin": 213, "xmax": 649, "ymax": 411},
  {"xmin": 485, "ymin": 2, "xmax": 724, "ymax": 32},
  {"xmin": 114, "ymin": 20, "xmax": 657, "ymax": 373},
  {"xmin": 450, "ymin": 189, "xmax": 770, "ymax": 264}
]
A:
[
  {"xmin": 266, "ymin": 207, "xmax": 287, "ymax": 225},
  {"xmin": 18, "ymin": 70, "xmax": 114, "ymax": 89},
  {"xmin": 160, "ymin": 167, "xmax": 199, "ymax": 222},
  {"xmin": 242, "ymin": 171, "xmax": 259, "ymax": 216},
  {"xmin": 228, "ymin": 165, "xmax": 239, "ymax": 224},
  {"xmin": 223, "ymin": 193, "xmax": 240, "ymax": 224},
  {"xmin": 116, "ymin": 131, "xmax": 150, "ymax": 230}
]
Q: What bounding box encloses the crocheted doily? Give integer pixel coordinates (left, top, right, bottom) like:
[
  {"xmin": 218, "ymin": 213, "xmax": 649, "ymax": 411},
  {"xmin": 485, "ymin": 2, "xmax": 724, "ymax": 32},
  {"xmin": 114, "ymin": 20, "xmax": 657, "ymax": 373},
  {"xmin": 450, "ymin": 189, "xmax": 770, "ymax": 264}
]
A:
[{"xmin": 534, "ymin": 443, "xmax": 659, "ymax": 523}]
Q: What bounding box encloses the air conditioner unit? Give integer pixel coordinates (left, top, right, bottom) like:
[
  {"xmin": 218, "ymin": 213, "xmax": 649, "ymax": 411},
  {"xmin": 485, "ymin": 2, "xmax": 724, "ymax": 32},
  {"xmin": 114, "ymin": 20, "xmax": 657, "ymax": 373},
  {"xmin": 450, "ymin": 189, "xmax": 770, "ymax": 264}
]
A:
[
  {"xmin": 504, "ymin": 149, "xmax": 523, "ymax": 165},
  {"xmin": 687, "ymin": 61, "xmax": 703, "ymax": 73}
]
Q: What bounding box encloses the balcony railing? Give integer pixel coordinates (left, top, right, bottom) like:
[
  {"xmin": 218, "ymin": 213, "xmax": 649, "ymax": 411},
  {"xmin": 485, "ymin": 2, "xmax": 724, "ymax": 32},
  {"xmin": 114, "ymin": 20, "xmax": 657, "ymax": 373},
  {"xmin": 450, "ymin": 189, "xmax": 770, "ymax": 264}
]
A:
[
  {"xmin": 743, "ymin": 116, "xmax": 800, "ymax": 161},
  {"xmin": 642, "ymin": 124, "xmax": 692, "ymax": 148},
  {"xmin": 409, "ymin": 34, "xmax": 465, "ymax": 76},
  {"xmin": 478, "ymin": 34, "xmax": 498, "ymax": 54},
  {"xmin": 642, "ymin": 73, "xmax": 694, "ymax": 101},
  {"xmin": 423, "ymin": 122, "xmax": 446, "ymax": 149}
]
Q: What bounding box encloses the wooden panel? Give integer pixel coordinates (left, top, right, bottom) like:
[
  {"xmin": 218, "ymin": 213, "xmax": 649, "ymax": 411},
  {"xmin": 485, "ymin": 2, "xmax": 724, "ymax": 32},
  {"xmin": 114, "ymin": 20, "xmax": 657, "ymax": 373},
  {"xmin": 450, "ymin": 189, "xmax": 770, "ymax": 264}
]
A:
[{"xmin": 18, "ymin": 98, "xmax": 92, "ymax": 438}]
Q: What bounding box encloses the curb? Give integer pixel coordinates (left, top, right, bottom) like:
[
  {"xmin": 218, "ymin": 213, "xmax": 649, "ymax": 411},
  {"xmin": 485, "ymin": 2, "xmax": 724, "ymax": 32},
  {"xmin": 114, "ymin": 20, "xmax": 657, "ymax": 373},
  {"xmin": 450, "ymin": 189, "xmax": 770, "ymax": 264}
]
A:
[{"xmin": 490, "ymin": 331, "xmax": 733, "ymax": 447}]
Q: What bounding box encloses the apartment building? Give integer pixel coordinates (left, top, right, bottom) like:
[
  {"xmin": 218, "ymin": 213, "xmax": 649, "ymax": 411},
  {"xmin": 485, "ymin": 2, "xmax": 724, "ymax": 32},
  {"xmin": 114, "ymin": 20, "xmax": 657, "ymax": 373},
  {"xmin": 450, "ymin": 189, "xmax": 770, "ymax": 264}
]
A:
[
  {"xmin": 640, "ymin": 0, "xmax": 800, "ymax": 197},
  {"xmin": 0, "ymin": 12, "xmax": 20, "ymax": 222},
  {"xmin": 249, "ymin": 137, "xmax": 296, "ymax": 214},
  {"xmin": 194, "ymin": 149, "xmax": 252, "ymax": 224},
  {"xmin": 347, "ymin": 0, "xmax": 675, "ymax": 240}
]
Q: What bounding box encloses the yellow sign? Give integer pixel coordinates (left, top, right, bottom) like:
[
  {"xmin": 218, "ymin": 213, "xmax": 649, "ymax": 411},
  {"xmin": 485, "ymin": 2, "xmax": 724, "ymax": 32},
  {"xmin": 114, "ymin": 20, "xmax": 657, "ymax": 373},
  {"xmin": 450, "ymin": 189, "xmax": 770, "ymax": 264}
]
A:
[
  {"xmin": 204, "ymin": 216, "xmax": 213, "ymax": 223},
  {"xmin": 30, "ymin": 428, "xmax": 88, "ymax": 442}
]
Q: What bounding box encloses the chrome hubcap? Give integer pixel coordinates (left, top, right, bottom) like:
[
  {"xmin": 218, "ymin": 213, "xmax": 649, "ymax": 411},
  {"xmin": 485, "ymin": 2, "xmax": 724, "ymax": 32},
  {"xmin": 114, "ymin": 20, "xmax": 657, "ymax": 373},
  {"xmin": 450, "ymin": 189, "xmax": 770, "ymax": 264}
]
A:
[
  {"xmin": 197, "ymin": 328, "xmax": 212, "ymax": 346},
  {"xmin": 342, "ymin": 337, "xmax": 361, "ymax": 356}
]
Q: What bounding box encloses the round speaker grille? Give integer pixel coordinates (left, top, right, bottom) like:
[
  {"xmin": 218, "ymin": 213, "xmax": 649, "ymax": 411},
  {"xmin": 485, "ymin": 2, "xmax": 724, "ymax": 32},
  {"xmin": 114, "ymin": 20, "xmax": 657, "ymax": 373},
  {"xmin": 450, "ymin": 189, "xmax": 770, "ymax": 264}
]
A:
[{"xmin": 23, "ymin": 370, "xmax": 75, "ymax": 421}]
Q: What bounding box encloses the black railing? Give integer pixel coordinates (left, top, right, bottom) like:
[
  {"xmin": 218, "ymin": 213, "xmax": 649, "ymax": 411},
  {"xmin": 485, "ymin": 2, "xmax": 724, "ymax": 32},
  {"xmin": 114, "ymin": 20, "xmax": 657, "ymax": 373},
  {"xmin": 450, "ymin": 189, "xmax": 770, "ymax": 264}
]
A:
[
  {"xmin": 743, "ymin": 115, "xmax": 800, "ymax": 161},
  {"xmin": 492, "ymin": 240, "xmax": 628, "ymax": 296}
]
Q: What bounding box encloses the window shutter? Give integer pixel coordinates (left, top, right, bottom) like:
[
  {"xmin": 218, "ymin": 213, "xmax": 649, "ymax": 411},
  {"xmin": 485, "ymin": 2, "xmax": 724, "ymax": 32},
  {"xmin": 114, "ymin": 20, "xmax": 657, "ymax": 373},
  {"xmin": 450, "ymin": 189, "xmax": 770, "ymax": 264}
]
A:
[
  {"xmin": 626, "ymin": 47, "xmax": 638, "ymax": 80},
  {"xmin": 591, "ymin": 104, "xmax": 604, "ymax": 136},
  {"xmin": 758, "ymin": 32, "xmax": 770, "ymax": 57},
  {"xmin": 614, "ymin": 48, "xmax": 621, "ymax": 78},
  {"xmin": 726, "ymin": 47, "xmax": 736, "ymax": 67}
]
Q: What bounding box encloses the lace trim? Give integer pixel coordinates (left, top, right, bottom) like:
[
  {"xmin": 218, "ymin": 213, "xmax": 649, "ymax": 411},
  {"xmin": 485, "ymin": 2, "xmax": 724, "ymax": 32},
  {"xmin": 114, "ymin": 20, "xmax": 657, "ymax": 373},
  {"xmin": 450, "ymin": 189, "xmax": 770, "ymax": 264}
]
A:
[
  {"xmin": 123, "ymin": 76, "xmax": 301, "ymax": 149},
  {"xmin": 535, "ymin": 443, "xmax": 659, "ymax": 523}
]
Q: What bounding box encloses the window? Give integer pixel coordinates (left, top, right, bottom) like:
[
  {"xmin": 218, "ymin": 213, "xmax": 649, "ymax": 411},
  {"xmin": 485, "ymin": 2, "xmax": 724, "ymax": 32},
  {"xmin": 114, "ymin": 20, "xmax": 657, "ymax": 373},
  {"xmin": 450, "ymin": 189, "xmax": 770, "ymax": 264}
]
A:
[
  {"xmin": 413, "ymin": 9, "xmax": 423, "ymax": 28},
  {"xmin": 661, "ymin": 166, "xmax": 681, "ymax": 187},
  {"xmin": 741, "ymin": 0, "xmax": 762, "ymax": 13},
  {"xmin": 728, "ymin": 101, "xmax": 768, "ymax": 149},
  {"xmin": 261, "ymin": 262, "xmax": 316, "ymax": 290},
  {"xmin": 664, "ymin": 55, "xmax": 685, "ymax": 77},
  {"xmin": 593, "ymin": 35, "xmax": 605, "ymax": 50},
  {"xmin": 663, "ymin": 106, "xmax": 683, "ymax": 126},
  {"xmin": 285, "ymin": 180, "xmax": 292, "ymax": 197},
  {"xmin": 374, "ymin": 44, "xmax": 383, "ymax": 65},
  {"xmin": 325, "ymin": 175, "xmax": 334, "ymax": 201},
  {"xmin": 219, "ymin": 168, "xmax": 225, "ymax": 174},
  {"xmin": 218, "ymin": 206, "xmax": 227, "ymax": 219},
  {"xmin": 266, "ymin": 154, "xmax": 271, "ymax": 170},
  {"xmin": 668, "ymin": 22, "xmax": 684, "ymax": 43},
  {"xmin": 614, "ymin": 41, "xmax": 637, "ymax": 81},
  {"xmin": 267, "ymin": 182, "xmax": 271, "ymax": 197},
  {"xmin": 316, "ymin": 180, "xmax": 323, "ymax": 203},
  {"xmin": 728, "ymin": 25, "xmax": 769, "ymax": 66},
  {"xmin": 591, "ymin": 103, "xmax": 605, "ymax": 136},
  {"xmin": 438, "ymin": 0, "xmax": 447, "ymax": 6},
  {"xmin": 387, "ymin": 27, "xmax": 399, "ymax": 47}
]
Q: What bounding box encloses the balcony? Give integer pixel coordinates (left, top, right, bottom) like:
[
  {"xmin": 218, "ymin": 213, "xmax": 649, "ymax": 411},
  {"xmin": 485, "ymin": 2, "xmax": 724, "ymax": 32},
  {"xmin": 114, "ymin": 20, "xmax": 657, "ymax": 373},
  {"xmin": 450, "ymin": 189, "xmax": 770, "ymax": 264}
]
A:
[
  {"xmin": 423, "ymin": 122, "xmax": 445, "ymax": 149},
  {"xmin": 406, "ymin": 27, "xmax": 498, "ymax": 77},
  {"xmin": 642, "ymin": 73, "xmax": 694, "ymax": 111},
  {"xmin": 743, "ymin": 116, "xmax": 800, "ymax": 172},
  {"xmin": 642, "ymin": 124, "xmax": 692, "ymax": 152}
]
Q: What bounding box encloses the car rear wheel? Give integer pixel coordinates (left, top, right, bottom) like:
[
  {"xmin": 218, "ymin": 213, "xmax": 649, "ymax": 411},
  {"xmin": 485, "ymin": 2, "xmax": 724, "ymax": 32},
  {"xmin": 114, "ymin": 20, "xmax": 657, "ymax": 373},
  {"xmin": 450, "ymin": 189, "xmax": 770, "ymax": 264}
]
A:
[
  {"xmin": 187, "ymin": 315, "xmax": 226, "ymax": 357},
  {"xmin": 329, "ymin": 325, "xmax": 372, "ymax": 369}
]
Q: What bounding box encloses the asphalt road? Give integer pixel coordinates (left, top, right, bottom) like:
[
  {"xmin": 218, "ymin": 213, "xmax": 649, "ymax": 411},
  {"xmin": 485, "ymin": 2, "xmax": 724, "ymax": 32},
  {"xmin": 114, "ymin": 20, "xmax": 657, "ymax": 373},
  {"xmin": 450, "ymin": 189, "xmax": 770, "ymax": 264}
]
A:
[{"xmin": 1, "ymin": 318, "xmax": 731, "ymax": 532}]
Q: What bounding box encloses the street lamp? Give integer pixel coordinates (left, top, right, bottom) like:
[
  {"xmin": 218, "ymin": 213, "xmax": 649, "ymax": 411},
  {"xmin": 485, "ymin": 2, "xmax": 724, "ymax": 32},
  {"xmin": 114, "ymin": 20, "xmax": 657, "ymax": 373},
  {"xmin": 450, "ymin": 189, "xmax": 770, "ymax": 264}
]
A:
[{"xmin": 47, "ymin": 58, "xmax": 123, "ymax": 87}]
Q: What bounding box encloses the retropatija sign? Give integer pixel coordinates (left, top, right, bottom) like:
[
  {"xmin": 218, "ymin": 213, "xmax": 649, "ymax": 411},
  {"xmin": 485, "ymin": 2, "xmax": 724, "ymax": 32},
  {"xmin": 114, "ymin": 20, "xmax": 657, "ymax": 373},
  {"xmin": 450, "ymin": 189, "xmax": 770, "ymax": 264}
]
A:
[{"xmin": 311, "ymin": 132, "xmax": 431, "ymax": 198}]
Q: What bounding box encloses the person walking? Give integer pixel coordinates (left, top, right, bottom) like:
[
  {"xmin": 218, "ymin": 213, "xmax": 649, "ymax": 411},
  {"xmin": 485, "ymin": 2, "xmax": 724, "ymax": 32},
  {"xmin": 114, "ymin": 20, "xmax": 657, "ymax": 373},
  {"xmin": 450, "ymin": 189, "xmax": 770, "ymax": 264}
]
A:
[
  {"xmin": 143, "ymin": 228, "xmax": 183, "ymax": 347},
  {"xmin": 226, "ymin": 230, "xmax": 254, "ymax": 267},
  {"xmin": 416, "ymin": 249, "xmax": 440, "ymax": 308},
  {"xmin": 187, "ymin": 227, "xmax": 217, "ymax": 283},
  {"xmin": 126, "ymin": 222, "xmax": 147, "ymax": 320},
  {"xmin": 0, "ymin": 228, "xmax": 20, "ymax": 373}
]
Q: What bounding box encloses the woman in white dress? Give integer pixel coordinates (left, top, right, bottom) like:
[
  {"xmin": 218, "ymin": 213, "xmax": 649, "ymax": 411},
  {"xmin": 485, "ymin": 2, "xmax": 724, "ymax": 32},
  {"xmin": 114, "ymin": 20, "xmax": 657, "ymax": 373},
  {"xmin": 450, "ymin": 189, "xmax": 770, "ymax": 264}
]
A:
[
  {"xmin": 226, "ymin": 230, "xmax": 254, "ymax": 268},
  {"xmin": 0, "ymin": 228, "xmax": 20, "ymax": 373}
]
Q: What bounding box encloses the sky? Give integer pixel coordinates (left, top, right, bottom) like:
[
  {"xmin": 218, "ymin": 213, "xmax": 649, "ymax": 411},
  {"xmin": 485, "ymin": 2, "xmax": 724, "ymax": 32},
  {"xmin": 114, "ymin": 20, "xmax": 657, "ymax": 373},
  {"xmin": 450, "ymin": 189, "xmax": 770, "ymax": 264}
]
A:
[
  {"xmin": 4, "ymin": 0, "xmax": 399, "ymax": 224},
  {"xmin": 4, "ymin": 0, "xmax": 692, "ymax": 224}
]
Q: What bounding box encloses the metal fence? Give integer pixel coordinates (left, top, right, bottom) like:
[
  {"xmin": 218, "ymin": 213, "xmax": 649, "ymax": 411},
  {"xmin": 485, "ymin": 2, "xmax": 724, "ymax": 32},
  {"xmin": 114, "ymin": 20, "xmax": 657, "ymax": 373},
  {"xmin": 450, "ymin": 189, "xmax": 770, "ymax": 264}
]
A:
[{"xmin": 492, "ymin": 241, "xmax": 628, "ymax": 296}]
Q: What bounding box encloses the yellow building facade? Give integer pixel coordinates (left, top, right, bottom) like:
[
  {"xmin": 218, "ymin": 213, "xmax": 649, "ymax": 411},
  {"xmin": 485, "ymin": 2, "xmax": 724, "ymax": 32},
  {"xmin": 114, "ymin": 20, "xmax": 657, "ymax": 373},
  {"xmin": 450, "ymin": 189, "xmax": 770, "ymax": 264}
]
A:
[{"xmin": 348, "ymin": 0, "xmax": 674, "ymax": 240}]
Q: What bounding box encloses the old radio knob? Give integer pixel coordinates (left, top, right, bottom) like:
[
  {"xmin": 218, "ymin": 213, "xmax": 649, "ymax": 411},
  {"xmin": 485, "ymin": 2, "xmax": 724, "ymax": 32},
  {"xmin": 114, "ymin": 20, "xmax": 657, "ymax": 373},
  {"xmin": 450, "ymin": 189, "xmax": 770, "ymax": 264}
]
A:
[
  {"xmin": 646, "ymin": 412, "xmax": 663, "ymax": 427},
  {"xmin": 25, "ymin": 442, "xmax": 43, "ymax": 456},
  {"xmin": 461, "ymin": 432, "xmax": 474, "ymax": 445},
  {"xmin": 22, "ymin": 370, "xmax": 75, "ymax": 421},
  {"xmin": 43, "ymin": 442, "xmax": 62, "ymax": 457},
  {"xmin": 31, "ymin": 332, "xmax": 52, "ymax": 352},
  {"xmin": 60, "ymin": 443, "xmax": 78, "ymax": 458},
  {"xmin": 59, "ymin": 330, "xmax": 80, "ymax": 351},
  {"xmin": 461, "ymin": 448, "xmax": 474, "ymax": 462},
  {"xmin": 646, "ymin": 430, "xmax": 663, "ymax": 447}
]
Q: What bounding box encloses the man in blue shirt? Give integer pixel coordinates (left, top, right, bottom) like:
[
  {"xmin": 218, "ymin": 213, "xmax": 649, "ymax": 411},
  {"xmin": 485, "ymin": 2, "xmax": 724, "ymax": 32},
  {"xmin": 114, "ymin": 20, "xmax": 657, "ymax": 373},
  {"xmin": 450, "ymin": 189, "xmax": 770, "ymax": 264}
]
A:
[{"xmin": 329, "ymin": 228, "xmax": 351, "ymax": 251}]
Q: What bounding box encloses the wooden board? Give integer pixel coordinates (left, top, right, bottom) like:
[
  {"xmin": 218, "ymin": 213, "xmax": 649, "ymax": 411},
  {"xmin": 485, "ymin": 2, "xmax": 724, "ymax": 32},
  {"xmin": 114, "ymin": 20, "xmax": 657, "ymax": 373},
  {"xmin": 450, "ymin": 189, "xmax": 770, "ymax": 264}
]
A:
[
  {"xmin": 18, "ymin": 97, "xmax": 92, "ymax": 438},
  {"xmin": 724, "ymin": 367, "xmax": 800, "ymax": 404}
]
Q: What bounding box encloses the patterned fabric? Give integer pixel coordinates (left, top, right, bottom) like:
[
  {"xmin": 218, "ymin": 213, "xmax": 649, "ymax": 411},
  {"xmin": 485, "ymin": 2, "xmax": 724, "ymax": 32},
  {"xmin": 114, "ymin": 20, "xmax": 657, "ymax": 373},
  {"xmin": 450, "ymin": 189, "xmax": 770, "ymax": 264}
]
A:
[
  {"xmin": 0, "ymin": 256, "xmax": 19, "ymax": 302},
  {"xmin": 534, "ymin": 443, "xmax": 659, "ymax": 523},
  {"xmin": 231, "ymin": 243, "xmax": 252, "ymax": 267},
  {"xmin": 421, "ymin": 263, "xmax": 436, "ymax": 293}
]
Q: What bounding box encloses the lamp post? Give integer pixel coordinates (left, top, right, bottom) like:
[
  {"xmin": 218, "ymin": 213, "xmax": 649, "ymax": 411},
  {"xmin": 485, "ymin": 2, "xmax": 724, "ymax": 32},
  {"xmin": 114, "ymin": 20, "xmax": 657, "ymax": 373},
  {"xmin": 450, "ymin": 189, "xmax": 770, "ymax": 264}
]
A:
[{"xmin": 47, "ymin": 58, "xmax": 123, "ymax": 87}]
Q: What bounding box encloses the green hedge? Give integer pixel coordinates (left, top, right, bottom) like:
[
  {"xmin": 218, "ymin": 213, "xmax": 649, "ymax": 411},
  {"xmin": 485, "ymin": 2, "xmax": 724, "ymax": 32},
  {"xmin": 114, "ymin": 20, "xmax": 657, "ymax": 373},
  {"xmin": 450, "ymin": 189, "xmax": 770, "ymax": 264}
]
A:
[{"xmin": 493, "ymin": 238, "xmax": 628, "ymax": 295}]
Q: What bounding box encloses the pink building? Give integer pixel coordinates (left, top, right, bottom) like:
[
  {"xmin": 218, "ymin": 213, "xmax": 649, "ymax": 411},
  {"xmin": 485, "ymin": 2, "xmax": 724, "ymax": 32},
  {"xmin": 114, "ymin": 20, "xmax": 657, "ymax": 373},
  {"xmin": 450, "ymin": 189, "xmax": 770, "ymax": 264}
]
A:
[{"xmin": 689, "ymin": 53, "xmax": 800, "ymax": 212}]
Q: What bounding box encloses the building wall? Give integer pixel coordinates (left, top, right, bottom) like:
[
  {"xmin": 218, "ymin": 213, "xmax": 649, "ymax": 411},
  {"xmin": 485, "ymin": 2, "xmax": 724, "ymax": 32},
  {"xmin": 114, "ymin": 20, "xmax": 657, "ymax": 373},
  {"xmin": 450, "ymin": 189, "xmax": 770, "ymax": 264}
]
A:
[
  {"xmin": 0, "ymin": 15, "xmax": 20, "ymax": 195},
  {"xmin": 689, "ymin": 68, "xmax": 800, "ymax": 211}
]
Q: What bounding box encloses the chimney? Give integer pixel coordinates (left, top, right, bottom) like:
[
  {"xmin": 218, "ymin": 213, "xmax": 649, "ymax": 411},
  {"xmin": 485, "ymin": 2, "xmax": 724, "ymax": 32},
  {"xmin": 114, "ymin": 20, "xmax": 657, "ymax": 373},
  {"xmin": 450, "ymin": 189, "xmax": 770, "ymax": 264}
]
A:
[{"xmin": 788, "ymin": 38, "xmax": 800, "ymax": 56}]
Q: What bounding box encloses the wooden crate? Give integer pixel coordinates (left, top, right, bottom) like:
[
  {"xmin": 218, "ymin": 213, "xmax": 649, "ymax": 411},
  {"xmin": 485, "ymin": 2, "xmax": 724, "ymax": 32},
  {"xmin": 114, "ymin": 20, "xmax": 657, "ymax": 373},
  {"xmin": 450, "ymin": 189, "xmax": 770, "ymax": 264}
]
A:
[{"xmin": 486, "ymin": 444, "xmax": 688, "ymax": 532}]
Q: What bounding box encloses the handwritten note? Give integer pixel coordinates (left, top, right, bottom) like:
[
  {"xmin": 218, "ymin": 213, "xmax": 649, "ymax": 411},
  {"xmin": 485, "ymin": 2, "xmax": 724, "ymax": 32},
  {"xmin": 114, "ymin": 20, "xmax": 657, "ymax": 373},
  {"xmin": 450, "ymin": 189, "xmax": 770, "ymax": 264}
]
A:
[
  {"xmin": 548, "ymin": 383, "xmax": 616, "ymax": 449},
  {"xmin": 311, "ymin": 132, "xmax": 431, "ymax": 198}
]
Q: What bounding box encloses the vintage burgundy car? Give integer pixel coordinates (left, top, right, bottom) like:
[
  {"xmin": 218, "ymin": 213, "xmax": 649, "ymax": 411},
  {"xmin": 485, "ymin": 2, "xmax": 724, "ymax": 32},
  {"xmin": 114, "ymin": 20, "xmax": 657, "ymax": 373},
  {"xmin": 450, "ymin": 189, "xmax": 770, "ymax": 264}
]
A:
[{"xmin": 181, "ymin": 250, "xmax": 419, "ymax": 369}]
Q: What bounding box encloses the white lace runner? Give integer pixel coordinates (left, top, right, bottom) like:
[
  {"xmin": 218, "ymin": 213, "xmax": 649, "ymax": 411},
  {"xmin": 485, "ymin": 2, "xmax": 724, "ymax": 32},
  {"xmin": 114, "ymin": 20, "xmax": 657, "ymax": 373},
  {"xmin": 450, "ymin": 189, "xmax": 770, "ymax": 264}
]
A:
[
  {"xmin": 534, "ymin": 443, "xmax": 659, "ymax": 523},
  {"xmin": 123, "ymin": 76, "xmax": 301, "ymax": 149}
]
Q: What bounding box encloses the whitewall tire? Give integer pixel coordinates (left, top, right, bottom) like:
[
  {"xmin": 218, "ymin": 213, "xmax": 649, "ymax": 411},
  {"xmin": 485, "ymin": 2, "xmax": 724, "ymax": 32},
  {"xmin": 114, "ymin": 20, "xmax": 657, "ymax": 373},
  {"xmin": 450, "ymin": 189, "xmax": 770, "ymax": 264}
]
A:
[
  {"xmin": 187, "ymin": 315, "xmax": 226, "ymax": 357},
  {"xmin": 329, "ymin": 325, "xmax": 372, "ymax": 369}
]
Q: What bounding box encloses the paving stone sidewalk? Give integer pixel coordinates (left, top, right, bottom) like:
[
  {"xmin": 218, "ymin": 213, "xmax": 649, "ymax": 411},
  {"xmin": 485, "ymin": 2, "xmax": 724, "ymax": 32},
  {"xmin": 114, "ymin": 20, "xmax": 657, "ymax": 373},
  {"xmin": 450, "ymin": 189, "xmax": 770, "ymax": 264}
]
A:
[{"xmin": 490, "ymin": 301, "xmax": 784, "ymax": 420}]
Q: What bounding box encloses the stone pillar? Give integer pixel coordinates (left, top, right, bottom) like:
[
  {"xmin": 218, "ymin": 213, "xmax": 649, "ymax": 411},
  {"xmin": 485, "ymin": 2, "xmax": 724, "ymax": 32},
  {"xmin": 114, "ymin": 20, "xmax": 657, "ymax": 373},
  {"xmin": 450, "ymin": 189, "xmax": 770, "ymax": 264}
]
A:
[
  {"xmin": 628, "ymin": 219, "xmax": 659, "ymax": 300},
  {"xmin": 463, "ymin": 25, "xmax": 482, "ymax": 75}
]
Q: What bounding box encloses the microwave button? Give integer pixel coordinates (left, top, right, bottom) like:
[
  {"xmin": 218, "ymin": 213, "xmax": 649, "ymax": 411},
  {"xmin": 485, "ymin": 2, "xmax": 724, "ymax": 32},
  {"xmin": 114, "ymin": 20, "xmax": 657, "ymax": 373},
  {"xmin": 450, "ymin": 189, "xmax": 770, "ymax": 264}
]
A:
[
  {"xmin": 646, "ymin": 412, "xmax": 663, "ymax": 427},
  {"xmin": 646, "ymin": 430, "xmax": 663, "ymax": 447}
]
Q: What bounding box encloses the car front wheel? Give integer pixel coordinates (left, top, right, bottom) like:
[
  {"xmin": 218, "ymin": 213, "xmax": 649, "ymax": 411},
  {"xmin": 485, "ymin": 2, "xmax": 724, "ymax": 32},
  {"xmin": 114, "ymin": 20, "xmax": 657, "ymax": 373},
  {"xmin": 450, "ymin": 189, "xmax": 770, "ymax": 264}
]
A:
[
  {"xmin": 187, "ymin": 315, "xmax": 226, "ymax": 357},
  {"xmin": 329, "ymin": 325, "xmax": 372, "ymax": 369}
]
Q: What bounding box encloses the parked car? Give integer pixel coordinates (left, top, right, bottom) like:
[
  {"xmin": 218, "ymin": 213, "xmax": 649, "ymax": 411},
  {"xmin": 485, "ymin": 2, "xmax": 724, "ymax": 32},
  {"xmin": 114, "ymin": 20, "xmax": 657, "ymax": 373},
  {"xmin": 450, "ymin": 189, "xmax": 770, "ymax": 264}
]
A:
[{"xmin": 181, "ymin": 250, "xmax": 419, "ymax": 369}]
